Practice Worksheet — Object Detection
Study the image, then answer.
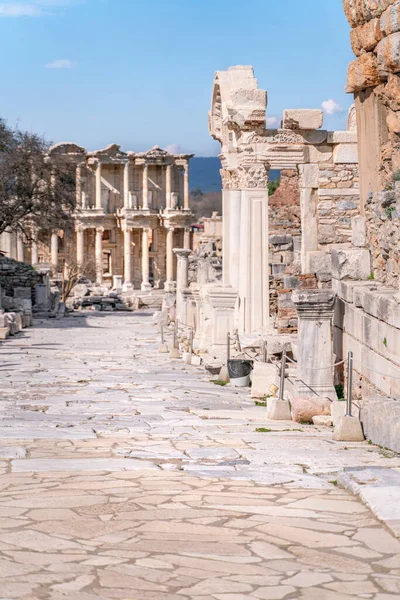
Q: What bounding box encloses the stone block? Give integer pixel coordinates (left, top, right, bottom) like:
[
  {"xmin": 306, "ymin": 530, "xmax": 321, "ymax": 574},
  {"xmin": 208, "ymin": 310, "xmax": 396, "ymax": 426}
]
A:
[
  {"xmin": 305, "ymin": 145, "xmax": 333, "ymax": 163},
  {"xmin": 346, "ymin": 52, "xmax": 383, "ymax": 93},
  {"xmin": 333, "ymin": 416, "xmax": 365, "ymax": 442},
  {"xmin": 360, "ymin": 395, "xmax": 400, "ymax": 452},
  {"xmin": 267, "ymin": 399, "xmax": 292, "ymax": 421},
  {"xmin": 191, "ymin": 355, "xmax": 202, "ymax": 367},
  {"xmin": 290, "ymin": 396, "xmax": 331, "ymax": 423},
  {"xmin": 269, "ymin": 234, "xmax": 293, "ymax": 246},
  {"xmin": 376, "ymin": 32, "xmax": 400, "ymax": 74},
  {"xmin": 251, "ymin": 363, "xmax": 278, "ymax": 399},
  {"xmin": 313, "ymin": 415, "xmax": 333, "ymax": 426},
  {"xmin": 333, "ymin": 143, "xmax": 359, "ymax": 164},
  {"xmin": 381, "ymin": 2, "xmax": 400, "ymax": 37},
  {"xmin": 0, "ymin": 327, "xmax": 9, "ymax": 340},
  {"xmin": 327, "ymin": 130, "xmax": 358, "ymax": 144},
  {"xmin": 299, "ymin": 164, "xmax": 319, "ymax": 188},
  {"xmin": 13, "ymin": 287, "xmax": 32, "ymax": 300},
  {"xmin": 331, "ymin": 248, "xmax": 371, "ymax": 281},
  {"xmin": 282, "ymin": 109, "xmax": 323, "ymax": 130},
  {"xmin": 350, "ymin": 17, "xmax": 384, "ymax": 56},
  {"xmin": 318, "ymin": 187, "xmax": 359, "ymax": 197},
  {"xmin": 308, "ymin": 251, "xmax": 332, "ymax": 275},
  {"xmin": 353, "ymin": 283, "xmax": 383, "ymax": 307},
  {"xmin": 351, "ymin": 215, "xmax": 367, "ymax": 247}
]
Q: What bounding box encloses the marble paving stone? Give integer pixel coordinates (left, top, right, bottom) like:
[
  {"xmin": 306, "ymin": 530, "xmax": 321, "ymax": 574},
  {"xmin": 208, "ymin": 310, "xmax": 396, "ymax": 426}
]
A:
[{"xmin": 0, "ymin": 312, "xmax": 399, "ymax": 599}]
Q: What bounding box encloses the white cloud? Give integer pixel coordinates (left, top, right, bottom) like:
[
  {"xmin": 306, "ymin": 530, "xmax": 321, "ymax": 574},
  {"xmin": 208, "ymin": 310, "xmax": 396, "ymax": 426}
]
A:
[
  {"xmin": 0, "ymin": 0, "xmax": 78, "ymax": 17},
  {"xmin": 266, "ymin": 116, "xmax": 280, "ymax": 128},
  {"xmin": 321, "ymin": 99, "xmax": 343, "ymax": 116},
  {"xmin": 45, "ymin": 59, "xmax": 75, "ymax": 69},
  {"xmin": 164, "ymin": 144, "xmax": 181, "ymax": 155}
]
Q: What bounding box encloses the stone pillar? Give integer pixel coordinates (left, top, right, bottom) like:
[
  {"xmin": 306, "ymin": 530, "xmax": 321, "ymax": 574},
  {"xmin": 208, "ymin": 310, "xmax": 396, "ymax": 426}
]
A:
[
  {"xmin": 183, "ymin": 161, "xmax": 190, "ymax": 210},
  {"xmin": 95, "ymin": 227, "xmax": 104, "ymax": 284},
  {"xmin": 76, "ymin": 226, "xmax": 84, "ymax": 265},
  {"xmin": 165, "ymin": 226, "xmax": 174, "ymax": 291},
  {"xmin": 95, "ymin": 162, "xmax": 102, "ymax": 210},
  {"xmin": 166, "ymin": 164, "xmax": 172, "ymax": 210},
  {"xmin": 10, "ymin": 232, "xmax": 17, "ymax": 260},
  {"xmin": 16, "ymin": 232, "xmax": 24, "ymax": 263},
  {"xmin": 50, "ymin": 233, "xmax": 58, "ymax": 268},
  {"xmin": 76, "ymin": 165, "xmax": 82, "ymax": 206},
  {"xmin": 31, "ymin": 234, "xmax": 38, "ymax": 265},
  {"xmin": 173, "ymin": 248, "xmax": 191, "ymax": 323},
  {"xmin": 292, "ymin": 289, "xmax": 336, "ymax": 401},
  {"xmin": 206, "ymin": 287, "xmax": 238, "ymax": 351},
  {"xmin": 298, "ymin": 165, "xmax": 319, "ymax": 273},
  {"xmin": 142, "ymin": 164, "xmax": 148, "ymax": 209},
  {"xmin": 141, "ymin": 228, "xmax": 151, "ymax": 291},
  {"xmin": 123, "ymin": 161, "xmax": 130, "ymax": 208},
  {"xmin": 124, "ymin": 227, "xmax": 133, "ymax": 286},
  {"xmin": 1, "ymin": 231, "xmax": 12, "ymax": 258},
  {"xmin": 184, "ymin": 227, "xmax": 191, "ymax": 250}
]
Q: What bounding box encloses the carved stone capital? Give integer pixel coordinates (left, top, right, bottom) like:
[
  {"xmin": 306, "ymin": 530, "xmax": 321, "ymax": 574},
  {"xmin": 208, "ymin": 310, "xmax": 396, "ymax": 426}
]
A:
[{"xmin": 221, "ymin": 162, "xmax": 270, "ymax": 190}]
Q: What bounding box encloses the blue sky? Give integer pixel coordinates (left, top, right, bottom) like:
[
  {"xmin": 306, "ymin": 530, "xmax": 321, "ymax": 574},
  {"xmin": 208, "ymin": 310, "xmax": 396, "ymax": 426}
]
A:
[{"xmin": 0, "ymin": 0, "xmax": 353, "ymax": 156}]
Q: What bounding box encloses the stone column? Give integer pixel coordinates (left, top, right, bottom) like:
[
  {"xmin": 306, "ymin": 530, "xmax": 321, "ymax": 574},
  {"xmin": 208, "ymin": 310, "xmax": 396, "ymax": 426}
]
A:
[
  {"xmin": 166, "ymin": 164, "xmax": 172, "ymax": 210},
  {"xmin": 183, "ymin": 161, "xmax": 190, "ymax": 210},
  {"xmin": 184, "ymin": 227, "xmax": 191, "ymax": 250},
  {"xmin": 292, "ymin": 289, "xmax": 336, "ymax": 401},
  {"xmin": 16, "ymin": 232, "xmax": 24, "ymax": 262},
  {"xmin": 142, "ymin": 164, "xmax": 148, "ymax": 209},
  {"xmin": 50, "ymin": 233, "xmax": 58, "ymax": 268},
  {"xmin": 298, "ymin": 165, "xmax": 318, "ymax": 273},
  {"xmin": 76, "ymin": 226, "xmax": 84, "ymax": 265},
  {"xmin": 1, "ymin": 231, "xmax": 12, "ymax": 258},
  {"xmin": 76, "ymin": 165, "xmax": 82, "ymax": 206},
  {"xmin": 141, "ymin": 228, "xmax": 151, "ymax": 291},
  {"xmin": 173, "ymin": 248, "xmax": 191, "ymax": 323},
  {"xmin": 165, "ymin": 226, "xmax": 174, "ymax": 291},
  {"xmin": 95, "ymin": 162, "xmax": 102, "ymax": 210},
  {"xmin": 124, "ymin": 227, "xmax": 133, "ymax": 286},
  {"xmin": 123, "ymin": 161, "xmax": 130, "ymax": 208},
  {"xmin": 95, "ymin": 227, "xmax": 104, "ymax": 284},
  {"xmin": 31, "ymin": 233, "xmax": 39, "ymax": 265}
]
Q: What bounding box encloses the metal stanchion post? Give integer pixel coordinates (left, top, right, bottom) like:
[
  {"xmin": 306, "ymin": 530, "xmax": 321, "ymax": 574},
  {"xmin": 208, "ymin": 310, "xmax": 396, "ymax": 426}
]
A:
[
  {"xmin": 278, "ymin": 351, "xmax": 286, "ymax": 401},
  {"xmin": 346, "ymin": 351, "xmax": 353, "ymax": 417},
  {"xmin": 161, "ymin": 324, "xmax": 164, "ymax": 345},
  {"xmin": 227, "ymin": 332, "xmax": 230, "ymax": 363},
  {"xmin": 190, "ymin": 328, "xmax": 194, "ymax": 354}
]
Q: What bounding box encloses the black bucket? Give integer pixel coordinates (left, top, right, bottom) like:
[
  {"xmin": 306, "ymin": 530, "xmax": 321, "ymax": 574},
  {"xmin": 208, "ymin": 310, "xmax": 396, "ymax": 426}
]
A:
[{"xmin": 227, "ymin": 360, "xmax": 252, "ymax": 387}]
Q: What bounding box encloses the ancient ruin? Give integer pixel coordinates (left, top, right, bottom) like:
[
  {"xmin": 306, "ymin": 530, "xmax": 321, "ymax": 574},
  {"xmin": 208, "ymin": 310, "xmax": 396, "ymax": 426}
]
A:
[{"xmin": 0, "ymin": 143, "xmax": 194, "ymax": 292}]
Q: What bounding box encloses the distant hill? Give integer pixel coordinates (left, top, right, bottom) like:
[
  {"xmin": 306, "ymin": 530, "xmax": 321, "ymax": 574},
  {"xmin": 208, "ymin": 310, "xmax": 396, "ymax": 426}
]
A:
[{"xmin": 190, "ymin": 157, "xmax": 280, "ymax": 192}]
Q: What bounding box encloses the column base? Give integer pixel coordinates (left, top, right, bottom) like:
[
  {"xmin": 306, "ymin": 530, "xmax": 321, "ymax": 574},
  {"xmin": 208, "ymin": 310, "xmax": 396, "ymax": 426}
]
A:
[
  {"xmin": 141, "ymin": 282, "xmax": 152, "ymax": 292},
  {"xmin": 164, "ymin": 280, "xmax": 175, "ymax": 292},
  {"xmin": 122, "ymin": 282, "xmax": 134, "ymax": 293}
]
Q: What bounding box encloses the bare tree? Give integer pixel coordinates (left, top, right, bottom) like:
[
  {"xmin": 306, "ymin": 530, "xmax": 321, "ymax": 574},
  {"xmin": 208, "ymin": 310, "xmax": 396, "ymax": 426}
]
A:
[
  {"xmin": 0, "ymin": 119, "xmax": 77, "ymax": 239},
  {"xmin": 59, "ymin": 253, "xmax": 96, "ymax": 303}
]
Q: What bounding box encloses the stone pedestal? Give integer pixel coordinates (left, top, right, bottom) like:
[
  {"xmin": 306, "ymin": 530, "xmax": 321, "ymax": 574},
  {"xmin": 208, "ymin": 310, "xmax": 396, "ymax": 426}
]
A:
[
  {"xmin": 292, "ymin": 289, "xmax": 337, "ymax": 401},
  {"xmin": 205, "ymin": 286, "xmax": 238, "ymax": 351},
  {"xmin": 165, "ymin": 226, "xmax": 174, "ymax": 291},
  {"xmin": 76, "ymin": 227, "xmax": 84, "ymax": 265}
]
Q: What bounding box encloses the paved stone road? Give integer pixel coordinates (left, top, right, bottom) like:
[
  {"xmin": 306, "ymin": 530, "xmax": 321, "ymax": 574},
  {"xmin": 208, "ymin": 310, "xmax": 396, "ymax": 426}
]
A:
[{"xmin": 0, "ymin": 311, "xmax": 399, "ymax": 600}]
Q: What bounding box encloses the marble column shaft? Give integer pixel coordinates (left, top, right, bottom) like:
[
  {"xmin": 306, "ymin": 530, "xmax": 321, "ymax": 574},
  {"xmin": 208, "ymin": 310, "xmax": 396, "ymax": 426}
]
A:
[
  {"xmin": 50, "ymin": 233, "xmax": 58, "ymax": 268},
  {"xmin": 76, "ymin": 228, "xmax": 84, "ymax": 265},
  {"xmin": 166, "ymin": 165, "xmax": 172, "ymax": 210},
  {"xmin": 95, "ymin": 162, "xmax": 102, "ymax": 210},
  {"xmin": 183, "ymin": 162, "xmax": 190, "ymax": 210},
  {"xmin": 95, "ymin": 228, "xmax": 104, "ymax": 284},
  {"xmin": 142, "ymin": 165, "xmax": 149, "ymax": 209},
  {"xmin": 141, "ymin": 228, "xmax": 151, "ymax": 291},
  {"xmin": 123, "ymin": 162, "xmax": 130, "ymax": 209},
  {"xmin": 166, "ymin": 227, "xmax": 174, "ymax": 284},
  {"xmin": 124, "ymin": 228, "xmax": 132, "ymax": 284}
]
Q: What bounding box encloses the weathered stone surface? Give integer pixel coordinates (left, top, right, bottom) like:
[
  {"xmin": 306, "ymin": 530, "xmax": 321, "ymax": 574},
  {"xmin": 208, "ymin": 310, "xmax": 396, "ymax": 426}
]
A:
[
  {"xmin": 333, "ymin": 415, "xmax": 365, "ymax": 442},
  {"xmin": 376, "ymin": 31, "xmax": 400, "ymax": 73},
  {"xmin": 352, "ymin": 215, "xmax": 367, "ymax": 246},
  {"xmin": 350, "ymin": 17, "xmax": 384, "ymax": 56},
  {"xmin": 331, "ymin": 248, "xmax": 372, "ymax": 281},
  {"xmin": 312, "ymin": 415, "xmax": 333, "ymax": 426},
  {"xmin": 346, "ymin": 52, "xmax": 382, "ymax": 93},
  {"xmin": 299, "ymin": 164, "xmax": 319, "ymax": 188},
  {"xmin": 381, "ymin": 1, "xmax": 400, "ymax": 37},
  {"xmin": 251, "ymin": 363, "xmax": 278, "ymax": 399},
  {"xmin": 290, "ymin": 396, "xmax": 331, "ymax": 423},
  {"xmin": 333, "ymin": 143, "xmax": 359, "ymax": 163},
  {"xmin": 308, "ymin": 251, "xmax": 332, "ymax": 274},
  {"xmin": 343, "ymin": 0, "xmax": 393, "ymax": 28},
  {"xmin": 282, "ymin": 109, "xmax": 323, "ymax": 131}
]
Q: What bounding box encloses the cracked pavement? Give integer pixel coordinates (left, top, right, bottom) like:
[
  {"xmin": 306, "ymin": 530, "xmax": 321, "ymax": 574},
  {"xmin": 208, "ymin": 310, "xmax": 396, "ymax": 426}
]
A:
[{"xmin": 0, "ymin": 311, "xmax": 399, "ymax": 599}]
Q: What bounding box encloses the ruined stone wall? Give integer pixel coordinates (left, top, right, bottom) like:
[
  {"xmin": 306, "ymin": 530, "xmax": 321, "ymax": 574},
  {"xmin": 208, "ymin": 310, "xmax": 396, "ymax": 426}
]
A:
[
  {"xmin": 317, "ymin": 163, "xmax": 360, "ymax": 248},
  {"xmin": 0, "ymin": 257, "xmax": 39, "ymax": 297},
  {"xmin": 365, "ymin": 180, "xmax": 400, "ymax": 287},
  {"xmin": 344, "ymin": 0, "xmax": 400, "ymax": 193}
]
